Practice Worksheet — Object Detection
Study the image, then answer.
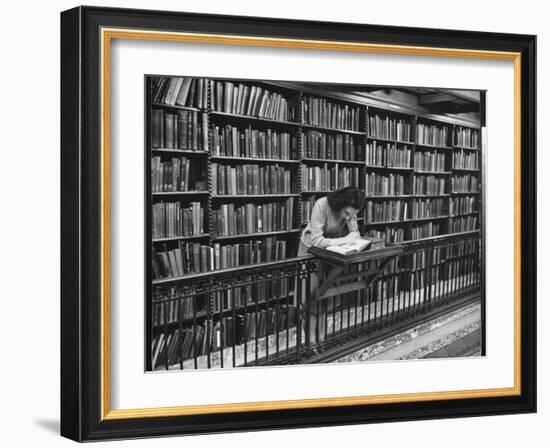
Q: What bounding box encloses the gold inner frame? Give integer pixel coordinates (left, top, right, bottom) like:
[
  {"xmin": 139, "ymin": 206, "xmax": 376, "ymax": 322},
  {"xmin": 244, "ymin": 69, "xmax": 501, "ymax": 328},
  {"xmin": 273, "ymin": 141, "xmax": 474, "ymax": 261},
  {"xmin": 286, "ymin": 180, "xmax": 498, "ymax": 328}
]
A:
[{"xmin": 100, "ymin": 27, "xmax": 522, "ymax": 420}]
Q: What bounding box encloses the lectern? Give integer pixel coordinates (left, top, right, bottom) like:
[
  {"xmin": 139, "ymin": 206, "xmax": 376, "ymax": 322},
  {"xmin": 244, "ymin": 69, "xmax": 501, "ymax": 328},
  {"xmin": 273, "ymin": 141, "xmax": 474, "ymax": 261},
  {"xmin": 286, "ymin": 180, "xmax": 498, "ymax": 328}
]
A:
[{"xmin": 308, "ymin": 245, "xmax": 405, "ymax": 302}]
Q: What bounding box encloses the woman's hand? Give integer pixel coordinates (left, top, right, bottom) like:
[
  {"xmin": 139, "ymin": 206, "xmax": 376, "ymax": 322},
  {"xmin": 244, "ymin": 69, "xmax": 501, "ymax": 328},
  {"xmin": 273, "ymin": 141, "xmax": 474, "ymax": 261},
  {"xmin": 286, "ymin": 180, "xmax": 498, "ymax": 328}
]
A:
[
  {"xmin": 321, "ymin": 231, "xmax": 361, "ymax": 248},
  {"xmin": 342, "ymin": 232, "xmax": 360, "ymax": 244}
]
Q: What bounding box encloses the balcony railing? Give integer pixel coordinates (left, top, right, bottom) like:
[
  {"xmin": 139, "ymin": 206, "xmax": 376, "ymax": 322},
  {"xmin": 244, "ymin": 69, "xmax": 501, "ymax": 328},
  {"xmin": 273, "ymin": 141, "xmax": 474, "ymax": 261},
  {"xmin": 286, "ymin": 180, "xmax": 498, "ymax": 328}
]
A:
[{"xmin": 149, "ymin": 231, "xmax": 481, "ymax": 370}]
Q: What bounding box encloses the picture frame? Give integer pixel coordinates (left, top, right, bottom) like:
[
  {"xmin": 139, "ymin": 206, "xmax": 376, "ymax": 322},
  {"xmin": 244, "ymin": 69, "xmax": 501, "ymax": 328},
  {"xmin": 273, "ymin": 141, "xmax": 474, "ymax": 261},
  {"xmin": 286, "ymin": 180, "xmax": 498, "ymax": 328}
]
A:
[{"xmin": 60, "ymin": 5, "xmax": 536, "ymax": 441}]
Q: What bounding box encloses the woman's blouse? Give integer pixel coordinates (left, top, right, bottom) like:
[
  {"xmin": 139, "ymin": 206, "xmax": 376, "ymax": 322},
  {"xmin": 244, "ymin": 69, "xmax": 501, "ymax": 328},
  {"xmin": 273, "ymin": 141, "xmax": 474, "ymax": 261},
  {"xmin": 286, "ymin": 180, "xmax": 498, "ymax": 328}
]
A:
[{"xmin": 299, "ymin": 197, "xmax": 359, "ymax": 251}]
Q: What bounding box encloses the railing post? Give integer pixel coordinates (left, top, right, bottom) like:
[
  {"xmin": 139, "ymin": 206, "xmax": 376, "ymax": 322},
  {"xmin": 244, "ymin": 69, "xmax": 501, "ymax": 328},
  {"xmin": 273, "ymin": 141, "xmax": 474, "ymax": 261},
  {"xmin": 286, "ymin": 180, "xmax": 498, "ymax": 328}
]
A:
[
  {"xmin": 426, "ymin": 246, "xmax": 433, "ymax": 309},
  {"xmin": 296, "ymin": 261, "xmax": 303, "ymax": 363},
  {"xmin": 206, "ymin": 289, "xmax": 212, "ymax": 369},
  {"xmin": 305, "ymin": 271, "xmax": 311, "ymax": 352}
]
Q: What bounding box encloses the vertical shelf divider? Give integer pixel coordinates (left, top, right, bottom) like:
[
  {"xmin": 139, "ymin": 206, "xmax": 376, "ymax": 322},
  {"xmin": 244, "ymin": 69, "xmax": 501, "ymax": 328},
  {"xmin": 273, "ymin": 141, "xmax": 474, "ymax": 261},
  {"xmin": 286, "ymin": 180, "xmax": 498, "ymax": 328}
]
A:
[
  {"xmin": 205, "ymin": 78, "xmax": 213, "ymax": 247},
  {"xmin": 297, "ymin": 90, "xmax": 304, "ymax": 233},
  {"xmin": 362, "ymin": 104, "xmax": 369, "ymax": 234}
]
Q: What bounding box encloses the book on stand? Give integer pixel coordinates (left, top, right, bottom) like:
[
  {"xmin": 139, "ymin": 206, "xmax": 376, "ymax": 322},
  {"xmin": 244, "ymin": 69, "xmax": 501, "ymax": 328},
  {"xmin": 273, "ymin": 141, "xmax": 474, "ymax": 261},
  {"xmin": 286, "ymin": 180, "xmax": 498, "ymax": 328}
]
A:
[{"xmin": 326, "ymin": 238, "xmax": 373, "ymax": 255}]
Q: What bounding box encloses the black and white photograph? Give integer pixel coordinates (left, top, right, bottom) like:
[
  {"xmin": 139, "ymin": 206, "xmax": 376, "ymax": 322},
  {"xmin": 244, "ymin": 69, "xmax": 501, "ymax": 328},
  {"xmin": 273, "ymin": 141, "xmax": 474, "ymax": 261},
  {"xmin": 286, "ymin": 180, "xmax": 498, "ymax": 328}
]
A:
[
  {"xmin": 0, "ymin": 0, "xmax": 543, "ymax": 443},
  {"xmin": 146, "ymin": 76, "xmax": 485, "ymax": 371}
]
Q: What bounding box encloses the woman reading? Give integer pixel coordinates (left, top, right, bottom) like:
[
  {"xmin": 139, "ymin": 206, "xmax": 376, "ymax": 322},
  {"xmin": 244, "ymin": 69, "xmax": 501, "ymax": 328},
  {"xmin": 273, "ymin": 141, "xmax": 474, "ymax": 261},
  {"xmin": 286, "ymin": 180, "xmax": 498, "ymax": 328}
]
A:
[{"xmin": 297, "ymin": 186, "xmax": 366, "ymax": 342}]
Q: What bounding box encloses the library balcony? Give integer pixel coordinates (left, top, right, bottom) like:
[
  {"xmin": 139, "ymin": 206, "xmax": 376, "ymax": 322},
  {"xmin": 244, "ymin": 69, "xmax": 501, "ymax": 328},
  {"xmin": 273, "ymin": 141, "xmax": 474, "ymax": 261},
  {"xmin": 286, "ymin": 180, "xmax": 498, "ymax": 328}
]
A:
[{"xmin": 150, "ymin": 230, "xmax": 481, "ymax": 370}]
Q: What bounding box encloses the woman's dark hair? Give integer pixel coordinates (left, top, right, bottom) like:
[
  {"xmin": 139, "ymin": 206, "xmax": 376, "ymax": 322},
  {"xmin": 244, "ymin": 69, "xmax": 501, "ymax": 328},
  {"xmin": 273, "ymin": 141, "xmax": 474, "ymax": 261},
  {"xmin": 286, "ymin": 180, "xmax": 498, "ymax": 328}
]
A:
[{"xmin": 326, "ymin": 187, "xmax": 366, "ymax": 213}]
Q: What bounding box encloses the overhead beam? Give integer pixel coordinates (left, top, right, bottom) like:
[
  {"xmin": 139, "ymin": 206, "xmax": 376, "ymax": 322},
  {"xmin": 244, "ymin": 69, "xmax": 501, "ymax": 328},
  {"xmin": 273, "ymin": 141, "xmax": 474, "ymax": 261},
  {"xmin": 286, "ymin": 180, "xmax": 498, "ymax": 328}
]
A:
[
  {"xmin": 419, "ymin": 93, "xmax": 456, "ymax": 105},
  {"xmin": 444, "ymin": 89, "xmax": 481, "ymax": 103}
]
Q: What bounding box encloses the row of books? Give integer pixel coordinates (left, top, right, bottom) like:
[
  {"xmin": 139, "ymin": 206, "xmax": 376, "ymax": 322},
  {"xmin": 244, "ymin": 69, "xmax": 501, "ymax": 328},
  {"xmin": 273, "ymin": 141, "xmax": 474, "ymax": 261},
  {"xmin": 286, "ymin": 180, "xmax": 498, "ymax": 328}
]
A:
[
  {"xmin": 219, "ymin": 238, "xmax": 288, "ymax": 270},
  {"xmin": 206, "ymin": 307, "xmax": 297, "ymax": 349},
  {"xmin": 239, "ymin": 306, "xmax": 298, "ymax": 343},
  {"xmin": 211, "ymin": 279, "xmax": 291, "ymax": 313},
  {"xmin": 369, "ymin": 240, "xmax": 477, "ymax": 273},
  {"xmin": 302, "ymin": 95, "xmax": 361, "ymax": 131},
  {"xmin": 444, "ymin": 259, "xmax": 478, "ymax": 279},
  {"xmin": 151, "ymin": 78, "xmax": 479, "ymax": 147},
  {"xmin": 152, "ymin": 283, "xmax": 204, "ymax": 304},
  {"xmin": 367, "ymin": 114, "xmax": 412, "ymax": 142},
  {"xmin": 365, "ymin": 200, "xmax": 408, "ymax": 223},
  {"xmin": 152, "ymin": 295, "xmax": 198, "ymax": 327},
  {"xmin": 212, "ymin": 199, "xmax": 295, "ymax": 237},
  {"xmin": 454, "ymin": 127, "xmax": 480, "ymax": 148},
  {"xmin": 386, "ymin": 252, "xmax": 436, "ymax": 274},
  {"xmin": 399, "ymin": 263, "xmax": 476, "ymax": 294},
  {"xmin": 447, "ymin": 239, "xmax": 478, "ymax": 257},
  {"xmin": 152, "ymin": 305, "xmax": 298, "ymax": 368},
  {"xmin": 152, "ymin": 201, "xmax": 204, "ymax": 239},
  {"xmin": 152, "ymin": 242, "xmax": 205, "ymax": 278},
  {"xmin": 152, "ymin": 325, "xmax": 206, "ymax": 369},
  {"xmin": 366, "ymin": 228, "xmax": 405, "ymax": 243},
  {"xmin": 151, "ymin": 277, "xmax": 292, "ymax": 327},
  {"xmin": 451, "ymin": 174, "xmax": 479, "ymax": 193},
  {"xmin": 365, "ymin": 142, "xmax": 412, "ymax": 168},
  {"xmin": 211, "ymin": 81, "xmax": 295, "ymax": 121},
  {"xmin": 152, "ymin": 285, "xmax": 295, "ymax": 329},
  {"xmin": 411, "ymin": 198, "xmax": 448, "ymax": 219},
  {"xmin": 450, "ymin": 216, "xmax": 478, "ymax": 233},
  {"xmin": 365, "ymin": 173, "xmax": 406, "ymax": 196},
  {"xmin": 152, "ymin": 76, "xmax": 208, "ymax": 109},
  {"xmin": 211, "ymin": 163, "xmax": 293, "ymax": 195},
  {"xmin": 452, "ymin": 150, "xmax": 479, "ymax": 170},
  {"xmin": 365, "ymin": 274, "xmax": 425, "ymax": 303},
  {"xmin": 450, "ymin": 196, "xmax": 478, "ymax": 215},
  {"xmin": 151, "ymin": 156, "xmax": 207, "ymax": 192},
  {"xmin": 303, "ymin": 130, "xmax": 362, "ymax": 161},
  {"xmin": 413, "ymin": 151, "xmax": 446, "ymax": 172},
  {"xmin": 152, "ymin": 318, "xmax": 242, "ymax": 368},
  {"xmin": 395, "ymin": 252, "xmax": 427, "ymax": 272},
  {"xmin": 151, "ymin": 109, "xmax": 207, "ymax": 151},
  {"xmin": 364, "ymin": 197, "xmax": 449, "ymax": 223},
  {"xmin": 152, "ymin": 238, "xmax": 289, "ymax": 279},
  {"xmin": 408, "ymin": 258, "xmax": 474, "ymax": 285},
  {"xmin": 411, "ymin": 222, "xmax": 441, "ymax": 239},
  {"xmin": 302, "ymin": 165, "xmax": 361, "ymax": 191},
  {"xmin": 210, "ymin": 124, "xmax": 295, "ymax": 160},
  {"xmin": 412, "ymin": 175, "xmax": 447, "ymax": 196},
  {"xmin": 406, "ymin": 248, "xmax": 443, "ymax": 271},
  {"xmin": 416, "ymin": 123, "xmax": 451, "ymax": 147}
]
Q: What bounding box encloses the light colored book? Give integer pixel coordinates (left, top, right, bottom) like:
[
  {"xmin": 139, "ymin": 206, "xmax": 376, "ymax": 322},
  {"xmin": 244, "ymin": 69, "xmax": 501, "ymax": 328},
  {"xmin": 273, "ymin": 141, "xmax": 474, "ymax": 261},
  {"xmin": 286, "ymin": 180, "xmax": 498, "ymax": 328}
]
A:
[{"xmin": 326, "ymin": 238, "xmax": 372, "ymax": 255}]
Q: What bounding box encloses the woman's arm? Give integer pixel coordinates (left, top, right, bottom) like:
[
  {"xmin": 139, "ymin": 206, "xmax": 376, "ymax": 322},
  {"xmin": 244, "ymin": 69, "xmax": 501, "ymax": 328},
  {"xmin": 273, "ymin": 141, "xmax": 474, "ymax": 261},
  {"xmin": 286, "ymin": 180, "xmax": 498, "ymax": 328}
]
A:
[{"xmin": 346, "ymin": 215, "xmax": 361, "ymax": 238}]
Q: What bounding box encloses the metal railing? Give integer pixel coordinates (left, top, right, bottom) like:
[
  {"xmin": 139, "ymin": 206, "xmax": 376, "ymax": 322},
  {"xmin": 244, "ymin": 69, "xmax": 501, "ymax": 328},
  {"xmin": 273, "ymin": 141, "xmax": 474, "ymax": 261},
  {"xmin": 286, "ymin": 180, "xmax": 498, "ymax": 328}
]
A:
[{"xmin": 149, "ymin": 231, "xmax": 481, "ymax": 370}]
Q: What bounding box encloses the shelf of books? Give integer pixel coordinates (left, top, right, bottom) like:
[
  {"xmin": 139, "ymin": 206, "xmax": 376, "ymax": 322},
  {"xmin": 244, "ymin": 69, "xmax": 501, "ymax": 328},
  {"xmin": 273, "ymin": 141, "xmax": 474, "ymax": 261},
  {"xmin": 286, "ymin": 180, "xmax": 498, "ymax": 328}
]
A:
[
  {"xmin": 363, "ymin": 109, "xmax": 480, "ymax": 243},
  {"xmin": 149, "ymin": 76, "xmax": 481, "ymax": 279},
  {"xmin": 147, "ymin": 77, "xmax": 482, "ymax": 368}
]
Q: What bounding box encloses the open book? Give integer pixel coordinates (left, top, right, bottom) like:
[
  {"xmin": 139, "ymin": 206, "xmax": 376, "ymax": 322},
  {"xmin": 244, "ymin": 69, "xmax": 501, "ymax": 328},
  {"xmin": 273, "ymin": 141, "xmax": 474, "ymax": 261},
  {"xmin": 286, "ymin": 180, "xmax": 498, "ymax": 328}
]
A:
[{"xmin": 326, "ymin": 238, "xmax": 372, "ymax": 255}]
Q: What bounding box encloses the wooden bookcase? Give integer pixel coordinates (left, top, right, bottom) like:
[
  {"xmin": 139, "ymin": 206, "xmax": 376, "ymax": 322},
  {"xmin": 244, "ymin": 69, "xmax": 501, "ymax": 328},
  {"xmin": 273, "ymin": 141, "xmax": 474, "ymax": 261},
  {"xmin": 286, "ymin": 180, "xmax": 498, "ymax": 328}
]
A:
[{"xmin": 147, "ymin": 76, "xmax": 482, "ymax": 284}]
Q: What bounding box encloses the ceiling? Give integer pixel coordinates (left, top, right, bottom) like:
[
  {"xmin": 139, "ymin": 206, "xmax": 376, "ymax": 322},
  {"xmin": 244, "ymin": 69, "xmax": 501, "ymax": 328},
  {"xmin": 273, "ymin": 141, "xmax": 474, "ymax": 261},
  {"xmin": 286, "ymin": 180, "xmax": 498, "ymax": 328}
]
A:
[{"xmin": 390, "ymin": 87, "xmax": 481, "ymax": 114}]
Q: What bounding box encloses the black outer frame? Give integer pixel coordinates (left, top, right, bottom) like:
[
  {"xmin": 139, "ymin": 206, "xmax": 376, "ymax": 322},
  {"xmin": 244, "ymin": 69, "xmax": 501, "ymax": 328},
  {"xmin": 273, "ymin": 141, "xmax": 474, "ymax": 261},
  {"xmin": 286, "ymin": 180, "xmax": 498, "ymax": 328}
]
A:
[{"xmin": 60, "ymin": 5, "xmax": 536, "ymax": 442}]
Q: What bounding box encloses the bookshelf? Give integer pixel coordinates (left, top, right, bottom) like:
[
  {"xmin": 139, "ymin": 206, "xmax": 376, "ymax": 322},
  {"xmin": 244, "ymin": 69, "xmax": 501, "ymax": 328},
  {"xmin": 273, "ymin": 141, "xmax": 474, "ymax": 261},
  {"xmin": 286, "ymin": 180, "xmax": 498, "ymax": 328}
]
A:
[
  {"xmin": 146, "ymin": 77, "xmax": 482, "ymax": 365},
  {"xmin": 148, "ymin": 75, "xmax": 482, "ymax": 280}
]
